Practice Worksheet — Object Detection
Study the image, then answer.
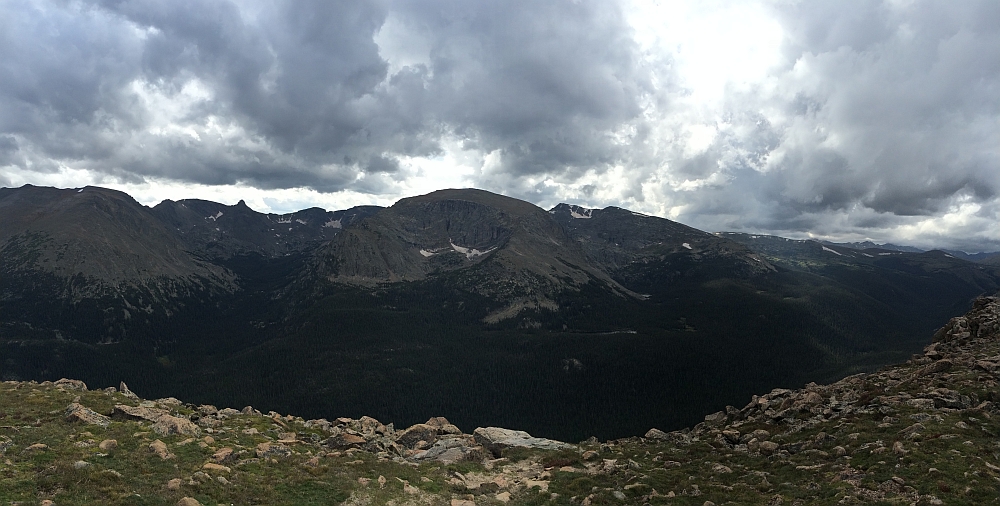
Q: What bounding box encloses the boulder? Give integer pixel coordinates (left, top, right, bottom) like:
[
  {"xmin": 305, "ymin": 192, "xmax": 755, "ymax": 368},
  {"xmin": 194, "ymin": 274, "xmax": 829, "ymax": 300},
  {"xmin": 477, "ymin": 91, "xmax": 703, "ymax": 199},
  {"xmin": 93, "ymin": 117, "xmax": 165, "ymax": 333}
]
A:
[
  {"xmin": 149, "ymin": 440, "xmax": 174, "ymax": 460},
  {"xmin": 66, "ymin": 403, "xmax": 111, "ymax": 428},
  {"xmin": 472, "ymin": 427, "xmax": 574, "ymax": 457},
  {"xmin": 119, "ymin": 381, "xmax": 139, "ymax": 399},
  {"xmin": 644, "ymin": 428, "xmax": 670, "ymax": 440},
  {"xmin": 425, "ymin": 416, "xmax": 463, "ymax": 435},
  {"xmin": 396, "ymin": 423, "xmax": 439, "ymax": 449},
  {"xmin": 410, "ymin": 436, "xmax": 486, "ymax": 464},
  {"xmin": 54, "ymin": 378, "xmax": 88, "ymax": 391}
]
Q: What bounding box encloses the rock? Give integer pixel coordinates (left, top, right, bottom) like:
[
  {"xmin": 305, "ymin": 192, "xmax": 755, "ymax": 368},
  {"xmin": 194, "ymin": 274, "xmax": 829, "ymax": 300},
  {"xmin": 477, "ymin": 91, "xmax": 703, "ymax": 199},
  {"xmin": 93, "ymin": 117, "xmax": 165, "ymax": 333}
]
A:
[
  {"xmin": 176, "ymin": 498, "xmax": 201, "ymax": 506},
  {"xmin": 644, "ymin": 428, "xmax": 670, "ymax": 440},
  {"xmin": 451, "ymin": 500, "xmax": 476, "ymax": 506},
  {"xmin": 582, "ymin": 450, "xmax": 599, "ymax": 460},
  {"xmin": 409, "ymin": 436, "xmax": 486, "ymax": 464},
  {"xmin": 54, "ymin": 378, "xmax": 87, "ymax": 391},
  {"xmin": 323, "ymin": 433, "xmax": 366, "ymax": 449},
  {"xmin": 722, "ymin": 429, "xmax": 741, "ymax": 444},
  {"xmin": 197, "ymin": 405, "xmax": 218, "ymax": 416},
  {"xmin": 73, "ymin": 460, "xmax": 90, "ymax": 469},
  {"xmin": 712, "ymin": 463, "xmax": 732, "ymax": 473},
  {"xmin": 803, "ymin": 391, "xmax": 824, "ymax": 405},
  {"xmin": 113, "ymin": 404, "xmax": 200, "ymax": 436},
  {"xmin": 149, "ymin": 440, "xmax": 174, "ymax": 459},
  {"xmin": 472, "ymin": 427, "xmax": 574, "ymax": 457},
  {"xmin": 612, "ymin": 490, "xmax": 626, "ymax": 500},
  {"xmin": 833, "ymin": 446, "xmax": 847, "ymax": 457},
  {"xmin": 202, "ymin": 463, "xmax": 231, "ymax": 473},
  {"xmin": 425, "ymin": 416, "xmax": 462, "ymax": 434},
  {"xmin": 166, "ymin": 478, "xmax": 183, "ymax": 490},
  {"xmin": 759, "ymin": 441, "xmax": 780, "ymax": 455},
  {"xmin": 24, "ymin": 443, "xmax": 48, "ymax": 452},
  {"xmin": 152, "ymin": 416, "xmax": 201, "ymax": 437},
  {"xmin": 255, "ymin": 442, "xmax": 292, "ymax": 458},
  {"xmin": 119, "ymin": 382, "xmax": 139, "ymax": 399},
  {"xmin": 703, "ymin": 411, "xmax": 727, "ymax": 426},
  {"xmin": 397, "ymin": 423, "xmax": 439, "ymax": 448},
  {"xmin": 211, "ymin": 448, "xmax": 234, "ymax": 463},
  {"xmin": 915, "ymin": 360, "xmax": 953, "ymax": 378},
  {"xmin": 98, "ymin": 439, "xmax": 118, "ymax": 451},
  {"xmin": 893, "ymin": 441, "xmax": 907, "ymax": 455},
  {"xmin": 65, "ymin": 403, "xmax": 111, "ymax": 428},
  {"xmin": 40, "ymin": 501, "xmax": 54, "ymax": 506},
  {"xmin": 496, "ymin": 491, "xmax": 511, "ymax": 503}
]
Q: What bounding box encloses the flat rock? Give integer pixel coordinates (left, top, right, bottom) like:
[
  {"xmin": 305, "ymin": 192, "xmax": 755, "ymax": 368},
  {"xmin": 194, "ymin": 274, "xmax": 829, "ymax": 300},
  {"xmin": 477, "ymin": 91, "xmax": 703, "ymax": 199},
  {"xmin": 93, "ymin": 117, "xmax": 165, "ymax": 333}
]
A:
[
  {"xmin": 472, "ymin": 427, "xmax": 574, "ymax": 457},
  {"xmin": 66, "ymin": 403, "xmax": 111, "ymax": 428}
]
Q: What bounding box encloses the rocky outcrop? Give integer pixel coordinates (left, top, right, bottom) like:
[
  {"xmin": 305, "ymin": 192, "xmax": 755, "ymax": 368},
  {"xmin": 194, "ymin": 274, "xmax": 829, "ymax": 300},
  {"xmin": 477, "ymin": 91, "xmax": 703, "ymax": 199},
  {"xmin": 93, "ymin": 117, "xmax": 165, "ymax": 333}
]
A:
[
  {"xmin": 112, "ymin": 404, "xmax": 201, "ymax": 437},
  {"xmin": 473, "ymin": 427, "xmax": 576, "ymax": 457},
  {"xmin": 65, "ymin": 402, "xmax": 111, "ymax": 428}
]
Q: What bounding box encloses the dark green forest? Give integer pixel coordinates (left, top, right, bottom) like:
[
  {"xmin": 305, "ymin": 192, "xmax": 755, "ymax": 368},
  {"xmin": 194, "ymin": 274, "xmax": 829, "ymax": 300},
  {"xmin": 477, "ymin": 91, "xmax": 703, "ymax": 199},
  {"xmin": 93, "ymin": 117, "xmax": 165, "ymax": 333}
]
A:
[{"xmin": 3, "ymin": 245, "xmax": 997, "ymax": 442}]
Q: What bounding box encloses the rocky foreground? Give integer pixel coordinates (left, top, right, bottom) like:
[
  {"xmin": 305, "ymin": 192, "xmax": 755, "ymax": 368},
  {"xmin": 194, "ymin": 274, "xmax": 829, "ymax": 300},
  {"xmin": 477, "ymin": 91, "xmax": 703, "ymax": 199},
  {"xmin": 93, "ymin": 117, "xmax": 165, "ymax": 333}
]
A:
[{"xmin": 4, "ymin": 298, "xmax": 1000, "ymax": 505}]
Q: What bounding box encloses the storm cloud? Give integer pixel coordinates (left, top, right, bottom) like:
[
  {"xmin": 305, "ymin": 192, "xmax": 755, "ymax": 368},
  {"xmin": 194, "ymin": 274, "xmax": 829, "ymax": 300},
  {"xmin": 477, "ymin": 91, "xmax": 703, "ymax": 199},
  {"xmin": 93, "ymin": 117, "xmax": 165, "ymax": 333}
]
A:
[{"xmin": 2, "ymin": 0, "xmax": 999, "ymax": 250}]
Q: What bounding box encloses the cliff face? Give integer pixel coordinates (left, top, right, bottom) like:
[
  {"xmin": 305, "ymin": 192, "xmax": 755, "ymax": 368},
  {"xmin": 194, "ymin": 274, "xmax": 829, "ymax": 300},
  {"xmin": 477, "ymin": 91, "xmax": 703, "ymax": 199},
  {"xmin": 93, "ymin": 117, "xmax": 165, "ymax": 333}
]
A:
[{"xmin": 2, "ymin": 298, "xmax": 999, "ymax": 505}]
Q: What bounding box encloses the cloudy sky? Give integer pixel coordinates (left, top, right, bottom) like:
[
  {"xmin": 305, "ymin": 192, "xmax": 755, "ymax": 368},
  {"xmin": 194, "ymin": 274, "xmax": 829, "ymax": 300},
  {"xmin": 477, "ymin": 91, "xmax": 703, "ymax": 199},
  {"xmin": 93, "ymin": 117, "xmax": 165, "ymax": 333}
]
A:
[{"xmin": 2, "ymin": 0, "xmax": 999, "ymax": 251}]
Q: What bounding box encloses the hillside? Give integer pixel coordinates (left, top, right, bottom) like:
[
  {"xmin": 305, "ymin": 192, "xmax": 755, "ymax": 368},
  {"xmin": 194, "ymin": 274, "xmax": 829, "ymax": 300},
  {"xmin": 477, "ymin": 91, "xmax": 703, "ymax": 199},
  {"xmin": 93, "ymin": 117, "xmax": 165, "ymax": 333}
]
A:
[
  {"xmin": 2, "ymin": 297, "xmax": 999, "ymax": 505},
  {"xmin": 4, "ymin": 185, "xmax": 1000, "ymax": 442}
]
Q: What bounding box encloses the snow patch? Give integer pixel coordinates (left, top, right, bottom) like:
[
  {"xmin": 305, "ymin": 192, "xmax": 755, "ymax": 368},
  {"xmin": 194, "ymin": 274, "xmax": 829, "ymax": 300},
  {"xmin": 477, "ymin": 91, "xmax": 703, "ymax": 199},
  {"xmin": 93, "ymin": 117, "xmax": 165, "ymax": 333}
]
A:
[
  {"xmin": 862, "ymin": 253, "xmax": 873, "ymax": 258},
  {"xmin": 631, "ymin": 211, "xmax": 648, "ymax": 217},
  {"xmin": 821, "ymin": 246, "xmax": 843, "ymax": 256},
  {"xmin": 878, "ymin": 252, "xmax": 893, "ymax": 256},
  {"xmin": 77, "ymin": 188, "xmax": 83, "ymax": 193},
  {"xmin": 206, "ymin": 211, "xmax": 223, "ymax": 221},
  {"xmin": 569, "ymin": 207, "xmax": 593, "ymax": 219},
  {"xmin": 419, "ymin": 249, "xmax": 435, "ymax": 257},
  {"xmin": 450, "ymin": 241, "xmax": 496, "ymax": 259},
  {"xmin": 296, "ymin": 219, "xmax": 307, "ymax": 225},
  {"xmin": 275, "ymin": 216, "xmax": 292, "ymax": 224},
  {"xmin": 682, "ymin": 243, "xmax": 692, "ymax": 250},
  {"xmin": 323, "ymin": 219, "xmax": 342, "ymax": 229}
]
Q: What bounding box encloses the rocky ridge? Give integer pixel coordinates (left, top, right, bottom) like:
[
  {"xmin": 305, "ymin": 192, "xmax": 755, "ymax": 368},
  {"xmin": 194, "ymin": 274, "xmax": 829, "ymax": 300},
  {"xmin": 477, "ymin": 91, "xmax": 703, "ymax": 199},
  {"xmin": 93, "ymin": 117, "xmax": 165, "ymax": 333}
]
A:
[{"xmin": 4, "ymin": 298, "xmax": 1000, "ymax": 504}]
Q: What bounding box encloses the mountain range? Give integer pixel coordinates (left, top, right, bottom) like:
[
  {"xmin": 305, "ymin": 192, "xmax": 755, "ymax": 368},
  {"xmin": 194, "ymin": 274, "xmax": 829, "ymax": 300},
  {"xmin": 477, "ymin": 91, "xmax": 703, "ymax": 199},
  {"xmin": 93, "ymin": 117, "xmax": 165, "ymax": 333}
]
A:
[{"xmin": 2, "ymin": 184, "xmax": 1000, "ymax": 441}]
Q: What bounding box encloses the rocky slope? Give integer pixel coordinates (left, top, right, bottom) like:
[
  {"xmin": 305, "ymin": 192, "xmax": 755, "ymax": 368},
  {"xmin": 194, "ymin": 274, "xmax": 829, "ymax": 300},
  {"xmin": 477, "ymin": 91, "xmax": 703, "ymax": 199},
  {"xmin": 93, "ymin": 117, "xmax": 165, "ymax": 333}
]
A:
[
  {"xmin": 3, "ymin": 298, "xmax": 1000, "ymax": 505},
  {"xmin": 151, "ymin": 198, "xmax": 379, "ymax": 259}
]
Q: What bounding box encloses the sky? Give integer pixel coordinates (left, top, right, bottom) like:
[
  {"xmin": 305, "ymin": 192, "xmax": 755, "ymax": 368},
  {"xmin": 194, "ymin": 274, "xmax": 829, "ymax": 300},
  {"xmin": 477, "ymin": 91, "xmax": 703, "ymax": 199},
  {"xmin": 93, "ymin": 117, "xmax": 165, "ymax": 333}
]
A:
[{"xmin": 2, "ymin": 0, "xmax": 1000, "ymax": 252}]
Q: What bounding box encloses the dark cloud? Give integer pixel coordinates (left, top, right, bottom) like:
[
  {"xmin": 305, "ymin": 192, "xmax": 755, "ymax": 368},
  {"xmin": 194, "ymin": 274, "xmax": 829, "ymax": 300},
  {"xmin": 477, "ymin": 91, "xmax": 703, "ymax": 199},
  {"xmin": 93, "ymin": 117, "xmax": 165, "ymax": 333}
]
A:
[{"xmin": 2, "ymin": 0, "xmax": 999, "ymax": 250}]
